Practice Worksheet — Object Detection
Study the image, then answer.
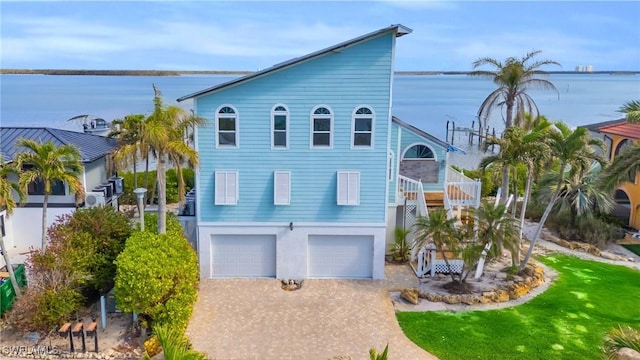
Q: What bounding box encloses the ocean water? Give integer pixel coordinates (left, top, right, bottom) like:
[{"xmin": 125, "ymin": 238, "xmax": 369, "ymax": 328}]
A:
[{"xmin": 1, "ymin": 73, "xmax": 639, "ymax": 168}]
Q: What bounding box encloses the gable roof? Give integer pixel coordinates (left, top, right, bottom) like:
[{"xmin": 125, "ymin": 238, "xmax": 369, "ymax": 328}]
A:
[
  {"xmin": 177, "ymin": 24, "xmax": 412, "ymax": 102},
  {"xmin": 581, "ymin": 118, "xmax": 640, "ymax": 140},
  {"xmin": 392, "ymin": 116, "xmax": 449, "ymax": 149},
  {"xmin": 1, "ymin": 127, "xmax": 117, "ymax": 163}
]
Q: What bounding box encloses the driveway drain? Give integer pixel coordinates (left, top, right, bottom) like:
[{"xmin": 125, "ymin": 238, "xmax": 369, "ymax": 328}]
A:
[{"xmin": 281, "ymin": 279, "xmax": 303, "ymax": 291}]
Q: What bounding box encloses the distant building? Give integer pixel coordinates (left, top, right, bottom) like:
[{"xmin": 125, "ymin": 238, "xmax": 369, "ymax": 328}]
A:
[
  {"xmin": 576, "ymin": 65, "xmax": 584, "ymax": 72},
  {"xmin": 586, "ymin": 65, "xmax": 593, "ymax": 72}
]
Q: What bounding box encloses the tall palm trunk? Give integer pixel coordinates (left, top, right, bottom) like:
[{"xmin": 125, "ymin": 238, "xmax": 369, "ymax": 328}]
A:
[
  {"xmin": 143, "ymin": 155, "xmax": 150, "ymax": 204},
  {"xmin": 132, "ymin": 153, "xmax": 138, "ymax": 189},
  {"xmin": 157, "ymin": 152, "xmax": 167, "ymax": 234},
  {"xmin": 0, "ymin": 235, "xmax": 21, "ymax": 296},
  {"xmin": 520, "ymin": 166, "xmax": 565, "ymax": 271},
  {"xmin": 41, "ymin": 192, "xmax": 49, "ymax": 252},
  {"xmin": 519, "ymin": 171, "xmax": 535, "ymax": 240}
]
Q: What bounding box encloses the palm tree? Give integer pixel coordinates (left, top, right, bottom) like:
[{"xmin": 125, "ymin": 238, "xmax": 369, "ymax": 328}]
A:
[
  {"xmin": 479, "ymin": 126, "xmax": 524, "ymax": 206},
  {"xmin": 472, "ymin": 50, "xmax": 560, "ymax": 203},
  {"xmin": 414, "ymin": 209, "xmax": 462, "ymax": 283},
  {"xmin": 618, "ymin": 99, "xmax": 640, "ymax": 123},
  {"xmin": 108, "ymin": 114, "xmax": 146, "ymax": 189},
  {"xmin": 515, "ymin": 116, "xmax": 554, "ymax": 240},
  {"xmin": 519, "ymin": 122, "xmax": 606, "ymax": 271},
  {"xmin": 536, "ymin": 162, "xmax": 614, "ymax": 231},
  {"xmin": 472, "ymin": 50, "xmax": 560, "ymax": 129},
  {"xmin": 15, "ymin": 139, "xmax": 84, "ymax": 250},
  {"xmin": 473, "ymin": 200, "xmax": 520, "ymax": 268},
  {"xmin": 144, "ymin": 85, "xmax": 206, "ymax": 234},
  {"xmin": 0, "ymin": 160, "xmax": 26, "ymax": 295}
]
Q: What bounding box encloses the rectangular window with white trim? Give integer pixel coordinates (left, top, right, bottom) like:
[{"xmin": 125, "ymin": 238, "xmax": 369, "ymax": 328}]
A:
[
  {"xmin": 274, "ymin": 171, "xmax": 291, "ymax": 205},
  {"xmin": 337, "ymin": 171, "xmax": 360, "ymax": 205},
  {"xmin": 215, "ymin": 170, "xmax": 238, "ymax": 205}
]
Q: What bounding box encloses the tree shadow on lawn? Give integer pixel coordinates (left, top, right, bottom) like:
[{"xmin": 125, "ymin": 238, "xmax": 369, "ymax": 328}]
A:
[{"xmin": 397, "ymin": 254, "xmax": 640, "ymax": 360}]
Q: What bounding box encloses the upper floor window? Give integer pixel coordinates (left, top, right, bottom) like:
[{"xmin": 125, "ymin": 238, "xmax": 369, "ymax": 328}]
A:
[
  {"xmin": 311, "ymin": 106, "xmax": 333, "ymax": 148},
  {"xmin": 352, "ymin": 106, "xmax": 374, "ymax": 148},
  {"xmin": 403, "ymin": 144, "xmax": 435, "ymax": 160},
  {"xmin": 272, "ymin": 105, "xmax": 289, "ymax": 149},
  {"xmin": 216, "ymin": 106, "xmax": 238, "ymax": 148}
]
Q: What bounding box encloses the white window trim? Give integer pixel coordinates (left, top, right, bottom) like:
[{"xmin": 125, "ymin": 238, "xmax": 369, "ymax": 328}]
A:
[
  {"xmin": 214, "ymin": 170, "xmax": 238, "ymax": 205},
  {"xmin": 215, "ymin": 104, "xmax": 239, "ymax": 149},
  {"xmin": 274, "ymin": 170, "xmax": 291, "ymax": 205},
  {"xmin": 351, "ymin": 105, "xmax": 375, "ymax": 149},
  {"xmin": 388, "ymin": 151, "xmax": 394, "ymax": 181},
  {"xmin": 401, "ymin": 142, "xmax": 438, "ymax": 161},
  {"xmin": 271, "ymin": 104, "xmax": 289, "ymax": 150},
  {"xmin": 337, "ymin": 170, "xmax": 360, "ymax": 206},
  {"xmin": 310, "ymin": 105, "xmax": 334, "ymax": 149}
]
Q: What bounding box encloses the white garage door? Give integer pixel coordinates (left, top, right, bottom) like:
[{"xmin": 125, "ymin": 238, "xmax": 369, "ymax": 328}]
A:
[
  {"xmin": 211, "ymin": 235, "xmax": 276, "ymax": 277},
  {"xmin": 308, "ymin": 235, "xmax": 373, "ymax": 278}
]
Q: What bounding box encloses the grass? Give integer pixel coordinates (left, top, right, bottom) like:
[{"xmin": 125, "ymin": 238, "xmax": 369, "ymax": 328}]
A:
[
  {"xmin": 623, "ymin": 244, "xmax": 640, "ymax": 256},
  {"xmin": 397, "ymin": 255, "xmax": 640, "ymax": 360}
]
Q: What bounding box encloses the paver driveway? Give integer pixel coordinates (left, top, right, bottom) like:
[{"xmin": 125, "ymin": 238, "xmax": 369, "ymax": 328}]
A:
[{"xmin": 186, "ymin": 265, "xmax": 437, "ymax": 360}]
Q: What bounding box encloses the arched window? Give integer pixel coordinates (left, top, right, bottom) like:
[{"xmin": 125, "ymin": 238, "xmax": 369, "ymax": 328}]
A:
[
  {"xmin": 403, "ymin": 144, "xmax": 435, "ymax": 160},
  {"xmin": 352, "ymin": 106, "xmax": 374, "ymax": 148},
  {"xmin": 271, "ymin": 104, "xmax": 289, "ymax": 149},
  {"xmin": 310, "ymin": 106, "xmax": 333, "ymax": 148},
  {"xmin": 216, "ymin": 105, "xmax": 238, "ymax": 148}
]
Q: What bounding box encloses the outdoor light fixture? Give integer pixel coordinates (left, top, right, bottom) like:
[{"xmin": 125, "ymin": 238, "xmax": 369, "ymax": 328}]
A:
[
  {"xmin": 86, "ymin": 318, "xmax": 99, "ymax": 353},
  {"xmin": 133, "ymin": 188, "xmax": 148, "ymax": 231},
  {"xmin": 72, "ymin": 321, "xmax": 86, "ymax": 353},
  {"xmin": 289, "ymin": 222, "xmax": 294, "ymax": 231},
  {"xmin": 58, "ymin": 322, "xmax": 74, "ymax": 352}
]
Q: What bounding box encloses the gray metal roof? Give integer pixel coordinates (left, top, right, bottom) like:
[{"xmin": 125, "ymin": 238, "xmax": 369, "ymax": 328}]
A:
[
  {"xmin": 177, "ymin": 24, "xmax": 412, "ymax": 102},
  {"xmin": 392, "ymin": 116, "xmax": 449, "ymax": 149},
  {"xmin": 1, "ymin": 127, "xmax": 117, "ymax": 163}
]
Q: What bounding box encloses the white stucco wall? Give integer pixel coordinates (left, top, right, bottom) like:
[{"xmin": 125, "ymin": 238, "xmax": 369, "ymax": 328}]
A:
[{"xmin": 9, "ymin": 207, "xmax": 76, "ymax": 250}]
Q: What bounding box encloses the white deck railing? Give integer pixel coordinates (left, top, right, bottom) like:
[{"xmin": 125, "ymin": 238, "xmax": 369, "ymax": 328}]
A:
[
  {"xmin": 397, "ymin": 175, "xmax": 428, "ymax": 219},
  {"xmin": 445, "ymin": 167, "xmax": 481, "ymax": 208}
]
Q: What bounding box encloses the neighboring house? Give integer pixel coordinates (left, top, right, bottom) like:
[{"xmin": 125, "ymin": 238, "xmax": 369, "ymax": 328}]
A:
[
  {"xmin": 583, "ymin": 119, "xmax": 640, "ymax": 230},
  {"xmin": 0, "ymin": 127, "xmax": 121, "ymax": 250},
  {"xmin": 177, "ymin": 25, "xmax": 480, "ymax": 280}
]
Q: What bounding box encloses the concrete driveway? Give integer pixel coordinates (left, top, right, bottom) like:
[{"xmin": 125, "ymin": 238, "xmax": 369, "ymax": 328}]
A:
[{"xmin": 186, "ymin": 265, "xmax": 437, "ymax": 360}]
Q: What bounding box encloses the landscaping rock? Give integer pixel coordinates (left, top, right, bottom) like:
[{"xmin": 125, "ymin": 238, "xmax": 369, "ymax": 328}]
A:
[
  {"xmin": 495, "ymin": 290, "xmax": 510, "ymax": 302},
  {"xmin": 425, "ymin": 292, "xmax": 443, "ymax": 302},
  {"xmin": 569, "ymin": 241, "xmax": 581, "ymax": 250},
  {"xmin": 400, "ymin": 288, "xmax": 419, "ymax": 304},
  {"xmin": 443, "ymin": 294, "xmax": 461, "ymax": 304},
  {"xmin": 461, "ymin": 294, "xmax": 480, "ymax": 305},
  {"xmin": 558, "ymin": 239, "xmax": 572, "ymax": 248},
  {"xmin": 618, "ymin": 347, "xmax": 640, "ymax": 360},
  {"xmin": 588, "ymin": 246, "xmax": 601, "ymax": 257},
  {"xmin": 601, "ymin": 251, "xmax": 625, "ymax": 261}
]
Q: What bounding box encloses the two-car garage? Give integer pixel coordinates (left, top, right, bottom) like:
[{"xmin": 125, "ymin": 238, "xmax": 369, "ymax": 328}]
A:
[{"xmin": 209, "ymin": 234, "xmax": 374, "ymax": 279}]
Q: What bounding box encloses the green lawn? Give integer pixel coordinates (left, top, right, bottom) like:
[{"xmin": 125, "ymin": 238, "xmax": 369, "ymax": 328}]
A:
[
  {"xmin": 623, "ymin": 244, "xmax": 640, "ymax": 257},
  {"xmin": 397, "ymin": 255, "xmax": 640, "ymax": 360}
]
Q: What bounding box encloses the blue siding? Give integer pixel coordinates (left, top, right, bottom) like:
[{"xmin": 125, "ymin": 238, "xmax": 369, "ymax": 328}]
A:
[
  {"xmin": 397, "ymin": 123, "xmax": 448, "ymax": 192},
  {"xmin": 388, "ymin": 123, "xmax": 399, "ymax": 203},
  {"xmin": 195, "ymin": 33, "xmax": 394, "ymax": 223}
]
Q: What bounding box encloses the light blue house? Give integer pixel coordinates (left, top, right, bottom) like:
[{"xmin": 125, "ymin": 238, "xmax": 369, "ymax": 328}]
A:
[{"xmin": 178, "ymin": 25, "xmax": 480, "ymax": 280}]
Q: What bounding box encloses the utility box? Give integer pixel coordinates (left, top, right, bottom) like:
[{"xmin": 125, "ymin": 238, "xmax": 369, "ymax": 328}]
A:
[{"xmin": 105, "ymin": 288, "xmax": 120, "ymax": 313}]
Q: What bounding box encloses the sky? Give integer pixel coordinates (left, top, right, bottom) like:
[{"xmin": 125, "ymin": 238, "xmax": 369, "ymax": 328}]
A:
[{"xmin": 1, "ymin": 1, "xmax": 639, "ymax": 71}]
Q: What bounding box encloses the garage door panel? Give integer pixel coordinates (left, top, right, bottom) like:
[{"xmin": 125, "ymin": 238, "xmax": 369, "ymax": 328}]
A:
[
  {"xmin": 212, "ymin": 235, "xmax": 276, "ymax": 277},
  {"xmin": 308, "ymin": 235, "xmax": 373, "ymax": 278}
]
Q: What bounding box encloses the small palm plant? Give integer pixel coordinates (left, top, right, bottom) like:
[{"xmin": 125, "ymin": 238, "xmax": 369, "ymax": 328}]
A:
[
  {"xmin": 390, "ymin": 227, "xmax": 411, "ymax": 262},
  {"xmin": 144, "ymin": 324, "xmax": 207, "ymax": 360},
  {"xmin": 369, "ymin": 344, "xmax": 389, "ymax": 360},
  {"xmin": 603, "ymin": 325, "xmax": 640, "ymax": 360}
]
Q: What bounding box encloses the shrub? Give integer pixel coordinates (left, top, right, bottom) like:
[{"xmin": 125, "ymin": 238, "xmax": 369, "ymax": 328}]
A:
[
  {"xmin": 140, "ymin": 212, "xmax": 185, "ymax": 236},
  {"xmin": 5, "ymin": 285, "xmax": 83, "ymax": 332},
  {"xmin": 46, "ymin": 206, "xmax": 132, "ymax": 296},
  {"xmin": 114, "ymin": 228, "xmax": 199, "ymax": 332}
]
